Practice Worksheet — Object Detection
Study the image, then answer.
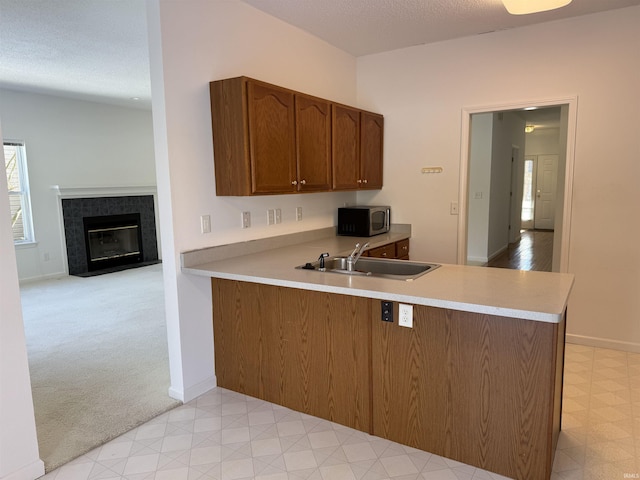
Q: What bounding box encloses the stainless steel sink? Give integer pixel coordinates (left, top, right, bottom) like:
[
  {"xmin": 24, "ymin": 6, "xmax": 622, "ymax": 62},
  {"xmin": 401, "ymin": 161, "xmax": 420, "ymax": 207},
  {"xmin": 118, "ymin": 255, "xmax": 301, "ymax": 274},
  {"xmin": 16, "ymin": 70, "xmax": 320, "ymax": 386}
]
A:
[{"xmin": 297, "ymin": 256, "xmax": 439, "ymax": 281}]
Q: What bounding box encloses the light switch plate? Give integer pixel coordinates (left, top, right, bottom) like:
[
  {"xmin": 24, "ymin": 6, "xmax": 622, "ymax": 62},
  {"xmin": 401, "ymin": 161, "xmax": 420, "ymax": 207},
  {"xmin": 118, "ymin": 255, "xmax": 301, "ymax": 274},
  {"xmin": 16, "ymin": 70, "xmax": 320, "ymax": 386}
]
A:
[
  {"xmin": 242, "ymin": 211, "xmax": 251, "ymax": 228},
  {"xmin": 200, "ymin": 215, "xmax": 211, "ymax": 233}
]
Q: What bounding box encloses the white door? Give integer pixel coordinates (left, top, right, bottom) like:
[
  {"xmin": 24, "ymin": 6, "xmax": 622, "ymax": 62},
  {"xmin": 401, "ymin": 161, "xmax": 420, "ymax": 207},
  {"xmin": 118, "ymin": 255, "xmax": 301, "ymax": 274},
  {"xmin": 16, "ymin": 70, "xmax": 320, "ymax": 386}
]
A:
[
  {"xmin": 521, "ymin": 156, "xmax": 536, "ymax": 230},
  {"xmin": 534, "ymin": 154, "xmax": 558, "ymax": 230}
]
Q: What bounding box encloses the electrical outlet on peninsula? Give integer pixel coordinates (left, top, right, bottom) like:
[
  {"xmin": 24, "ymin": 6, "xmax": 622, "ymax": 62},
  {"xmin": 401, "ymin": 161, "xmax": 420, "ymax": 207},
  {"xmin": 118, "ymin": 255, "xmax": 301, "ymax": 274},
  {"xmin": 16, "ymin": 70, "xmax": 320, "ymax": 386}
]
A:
[{"xmin": 399, "ymin": 303, "xmax": 413, "ymax": 328}]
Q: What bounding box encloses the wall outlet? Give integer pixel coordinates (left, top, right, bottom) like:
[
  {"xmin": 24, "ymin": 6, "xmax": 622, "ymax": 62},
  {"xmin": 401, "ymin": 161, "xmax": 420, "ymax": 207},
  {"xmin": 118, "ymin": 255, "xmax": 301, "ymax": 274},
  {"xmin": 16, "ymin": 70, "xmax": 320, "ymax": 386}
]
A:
[
  {"xmin": 267, "ymin": 209, "xmax": 275, "ymax": 225},
  {"xmin": 275, "ymin": 208, "xmax": 282, "ymax": 224},
  {"xmin": 242, "ymin": 211, "xmax": 251, "ymax": 228},
  {"xmin": 399, "ymin": 303, "xmax": 413, "ymax": 328},
  {"xmin": 200, "ymin": 214, "xmax": 211, "ymax": 233},
  {"xmin": 450, "ymin": 202, "xmax": 459, "ymax": 215},
  {"xmin": 296, "ymin": 206, "xmax": 302, "ymax": 221}
]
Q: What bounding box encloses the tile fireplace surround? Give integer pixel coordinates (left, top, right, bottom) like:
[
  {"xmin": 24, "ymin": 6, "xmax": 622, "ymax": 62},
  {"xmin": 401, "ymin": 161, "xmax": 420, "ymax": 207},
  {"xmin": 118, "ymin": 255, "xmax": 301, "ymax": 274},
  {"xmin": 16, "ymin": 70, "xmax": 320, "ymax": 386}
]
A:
[{"xmin": 57, "ymin": 187, "xmax": 159, "ymax": 275}]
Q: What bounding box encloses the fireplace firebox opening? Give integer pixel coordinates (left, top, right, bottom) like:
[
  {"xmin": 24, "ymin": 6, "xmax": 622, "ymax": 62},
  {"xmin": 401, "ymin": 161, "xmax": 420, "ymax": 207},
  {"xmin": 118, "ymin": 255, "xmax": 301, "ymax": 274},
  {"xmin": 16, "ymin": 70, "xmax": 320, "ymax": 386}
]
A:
[{"xmin": 83, "ymin": 213, "xmax": 143, "ymax": 272}]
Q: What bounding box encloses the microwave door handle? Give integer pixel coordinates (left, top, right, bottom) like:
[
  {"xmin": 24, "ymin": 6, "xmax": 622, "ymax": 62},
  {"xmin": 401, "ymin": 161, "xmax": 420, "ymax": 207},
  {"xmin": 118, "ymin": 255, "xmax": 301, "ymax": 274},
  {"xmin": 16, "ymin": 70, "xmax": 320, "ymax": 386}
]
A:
[{"xmin": 385, "ymin": 208, "xmax": 391, "ymax": 230}]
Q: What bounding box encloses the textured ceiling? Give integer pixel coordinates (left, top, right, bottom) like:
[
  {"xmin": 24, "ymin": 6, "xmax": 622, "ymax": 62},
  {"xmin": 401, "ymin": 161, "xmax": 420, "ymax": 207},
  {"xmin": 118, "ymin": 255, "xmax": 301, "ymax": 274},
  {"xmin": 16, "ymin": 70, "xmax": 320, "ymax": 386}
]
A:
[
  {"xmin": 0, "ymin": 0, "xmax": 638, "ymax": 108},
  {"xmin": 0, "ymin": 0, "xmax": 150, "ymax": 108},
  {"xmin": 242, "ymin": 0, "xmax": 640, "ymax": 56}
]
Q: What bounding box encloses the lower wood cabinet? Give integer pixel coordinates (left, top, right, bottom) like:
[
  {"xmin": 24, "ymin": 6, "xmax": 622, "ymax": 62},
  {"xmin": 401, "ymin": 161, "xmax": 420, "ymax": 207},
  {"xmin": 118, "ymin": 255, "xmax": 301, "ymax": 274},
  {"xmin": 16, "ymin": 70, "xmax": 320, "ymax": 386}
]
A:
[
  {"xmin": 212, "ymin": 279, "xmax": 371, "ymax": 432},
  {"xmin": 211, "ymin": 279, "xmax": 564, "ymax": 480},
  {"xmin": 372, "ymin": 302, "xmax": 565, "ymax": 480},
  {"xmin": 365, "ymin": 239, "xmax": 410, "ymax": 260}
]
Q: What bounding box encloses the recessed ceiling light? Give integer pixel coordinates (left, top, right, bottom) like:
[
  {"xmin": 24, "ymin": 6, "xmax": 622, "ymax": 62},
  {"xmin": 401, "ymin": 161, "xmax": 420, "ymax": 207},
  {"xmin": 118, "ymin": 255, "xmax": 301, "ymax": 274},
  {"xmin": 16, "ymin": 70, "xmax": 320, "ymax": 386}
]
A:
[
  {"xmin": 130, "ymin": 97, "xmax": 140, "ymax": 101},
  {"xmin": 524, "ymin": 107, "xmax": 538, "ymax": 111},
  {"xmin": 502, "ymin": 0, "xmax": 572, "ymax": 15},
  {"xmin": 525, "ymin": 125, "xmax": 535, "ymax": 133}
]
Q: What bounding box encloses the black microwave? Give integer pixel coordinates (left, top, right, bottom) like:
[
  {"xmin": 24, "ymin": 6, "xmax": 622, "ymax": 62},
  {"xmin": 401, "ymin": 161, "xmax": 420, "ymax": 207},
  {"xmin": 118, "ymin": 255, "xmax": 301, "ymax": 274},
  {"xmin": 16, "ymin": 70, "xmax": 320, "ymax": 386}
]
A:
[{"xmin": 337, "ymin": 206, "xmax": 391, "ymax": 237}]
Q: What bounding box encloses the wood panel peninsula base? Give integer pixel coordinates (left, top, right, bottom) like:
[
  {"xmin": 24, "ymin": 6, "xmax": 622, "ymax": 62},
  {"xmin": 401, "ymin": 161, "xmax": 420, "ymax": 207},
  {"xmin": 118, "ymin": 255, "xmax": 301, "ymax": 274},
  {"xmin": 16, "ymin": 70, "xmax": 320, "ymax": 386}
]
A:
[{"xmin": 211, "ymin": 279, "xmax": 566, "ymax": 480}]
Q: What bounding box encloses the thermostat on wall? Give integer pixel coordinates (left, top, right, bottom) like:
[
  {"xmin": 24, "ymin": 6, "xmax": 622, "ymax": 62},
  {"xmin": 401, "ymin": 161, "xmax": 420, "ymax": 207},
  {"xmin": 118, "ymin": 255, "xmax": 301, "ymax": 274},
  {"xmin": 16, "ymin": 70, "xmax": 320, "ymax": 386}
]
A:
[{"xmin": 421, "ymin": 167, "xmax": 443, "ymax": 174}]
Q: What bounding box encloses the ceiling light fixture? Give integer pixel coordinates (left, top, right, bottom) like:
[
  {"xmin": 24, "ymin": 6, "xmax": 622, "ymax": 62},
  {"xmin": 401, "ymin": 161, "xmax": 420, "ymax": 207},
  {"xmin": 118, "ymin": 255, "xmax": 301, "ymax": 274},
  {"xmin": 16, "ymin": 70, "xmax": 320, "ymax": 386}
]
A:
[
  {"xmin": 502, "ymin": 0, "xmax": 572, "ymax": 15},
  {"xmin": 525, "ymin": 125, "xmax": 535, "ymax": 133}
]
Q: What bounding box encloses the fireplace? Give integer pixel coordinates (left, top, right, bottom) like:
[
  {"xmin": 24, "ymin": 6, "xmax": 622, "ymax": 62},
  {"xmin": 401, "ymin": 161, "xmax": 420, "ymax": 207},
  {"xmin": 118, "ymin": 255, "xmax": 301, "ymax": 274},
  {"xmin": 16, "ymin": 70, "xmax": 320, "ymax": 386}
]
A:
[
  {"xmin": 61, "ymin": 194, "xmax": 159, "ymax": 276},
  {"xmin": 83, "ymin": 213, "xmax": 143, "ymax": 271}
]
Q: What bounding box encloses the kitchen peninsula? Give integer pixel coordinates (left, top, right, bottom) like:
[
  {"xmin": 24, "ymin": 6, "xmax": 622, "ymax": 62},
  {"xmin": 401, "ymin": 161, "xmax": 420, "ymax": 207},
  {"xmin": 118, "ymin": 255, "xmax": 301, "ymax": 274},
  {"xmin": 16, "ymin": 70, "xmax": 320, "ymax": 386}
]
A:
[{"xmin": 182, "ymin": 226, "xmax": 574, "ymax": 480}]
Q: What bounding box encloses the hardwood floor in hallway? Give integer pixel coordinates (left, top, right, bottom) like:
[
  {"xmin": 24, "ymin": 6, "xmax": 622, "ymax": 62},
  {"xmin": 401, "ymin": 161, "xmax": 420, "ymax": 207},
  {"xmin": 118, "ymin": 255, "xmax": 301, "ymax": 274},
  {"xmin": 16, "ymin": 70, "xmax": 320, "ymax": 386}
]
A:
[{"xmin": 486, "ymin": 229, "xmax": 554, "ymax": 272}]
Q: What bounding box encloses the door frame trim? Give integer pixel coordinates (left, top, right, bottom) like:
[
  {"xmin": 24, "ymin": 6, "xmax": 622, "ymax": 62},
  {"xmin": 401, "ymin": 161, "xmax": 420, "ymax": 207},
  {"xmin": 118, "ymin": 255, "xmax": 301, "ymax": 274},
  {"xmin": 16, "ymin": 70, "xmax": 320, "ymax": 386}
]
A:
[{"xmin": 457, "ymin": 96, "xmax": 578, "ymax": 273}]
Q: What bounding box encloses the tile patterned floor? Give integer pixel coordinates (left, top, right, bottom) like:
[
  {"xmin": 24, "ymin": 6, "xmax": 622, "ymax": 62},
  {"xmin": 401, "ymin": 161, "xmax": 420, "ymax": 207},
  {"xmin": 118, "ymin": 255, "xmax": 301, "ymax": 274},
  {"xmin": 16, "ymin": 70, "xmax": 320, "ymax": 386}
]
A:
[{"xmin": 39, "ymin": 344, "xmax": 640, "ymax": 480}]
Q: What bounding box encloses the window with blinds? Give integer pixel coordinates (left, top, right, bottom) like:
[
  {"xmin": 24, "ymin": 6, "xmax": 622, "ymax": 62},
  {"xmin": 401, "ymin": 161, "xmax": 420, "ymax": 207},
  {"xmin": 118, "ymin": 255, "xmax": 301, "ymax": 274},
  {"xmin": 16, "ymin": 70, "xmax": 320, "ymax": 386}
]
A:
[{"xmin": 4, "ymin": 142, "xmax": 34, "ymax": 243}]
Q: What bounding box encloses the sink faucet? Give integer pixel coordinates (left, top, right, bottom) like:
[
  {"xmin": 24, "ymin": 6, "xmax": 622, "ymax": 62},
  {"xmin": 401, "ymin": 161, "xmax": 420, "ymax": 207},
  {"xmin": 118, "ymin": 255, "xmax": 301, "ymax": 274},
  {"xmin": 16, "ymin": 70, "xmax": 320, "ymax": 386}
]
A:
[{"xmin": 346, "ymin": 242, "xmax": 369, "ymax": 271}]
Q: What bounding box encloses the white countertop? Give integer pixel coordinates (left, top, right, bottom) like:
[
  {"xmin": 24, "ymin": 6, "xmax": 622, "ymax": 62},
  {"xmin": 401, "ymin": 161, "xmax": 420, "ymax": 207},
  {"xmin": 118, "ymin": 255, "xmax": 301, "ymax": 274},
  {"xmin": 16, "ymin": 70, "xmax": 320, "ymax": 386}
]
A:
[{"xmin": 182, "ymin": 228, "xmax": 574, "ymax": 323}]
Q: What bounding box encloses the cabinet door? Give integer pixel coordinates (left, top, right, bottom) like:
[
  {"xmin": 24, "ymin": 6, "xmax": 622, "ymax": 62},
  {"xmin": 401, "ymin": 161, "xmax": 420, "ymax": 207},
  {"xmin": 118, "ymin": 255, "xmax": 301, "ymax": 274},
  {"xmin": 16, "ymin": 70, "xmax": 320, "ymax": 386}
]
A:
[
  {"xmin": 360, "ymin": 111, "xmax": 384, "ymax": 189},
  {"xmin": 247, "ymin": 81, "xmax": 296, "ymax": 194},
  {"xmin": 367, "ymin": 243, "xmax": 396, "ymax": 259},
  {"xmin": 295, "ymin": 94, "xmax": 332, "ymax": 192},
  {"xmin": 396, "ymin": 239, "xmax": 410, "ymax": 260},
  {"xmin": 332, "ymin": 104, "xmax": 361, "ymax": 190}
]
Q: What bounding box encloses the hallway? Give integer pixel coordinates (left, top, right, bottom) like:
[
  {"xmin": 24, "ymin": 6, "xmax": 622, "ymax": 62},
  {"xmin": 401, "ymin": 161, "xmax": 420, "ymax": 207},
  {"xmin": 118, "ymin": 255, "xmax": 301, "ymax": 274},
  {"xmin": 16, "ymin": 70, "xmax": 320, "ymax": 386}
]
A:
[{"xmin": 486, "ymin": 229, "xmax": 554, "ymax": 272}]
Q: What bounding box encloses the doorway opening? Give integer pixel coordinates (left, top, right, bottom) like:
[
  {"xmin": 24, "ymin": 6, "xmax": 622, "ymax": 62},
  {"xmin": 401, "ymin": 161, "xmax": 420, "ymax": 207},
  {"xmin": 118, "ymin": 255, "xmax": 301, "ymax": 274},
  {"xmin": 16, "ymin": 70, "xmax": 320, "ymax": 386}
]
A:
[{"xmin": 458, "ymin": 97, "xmax": 577, "ymax": 273}]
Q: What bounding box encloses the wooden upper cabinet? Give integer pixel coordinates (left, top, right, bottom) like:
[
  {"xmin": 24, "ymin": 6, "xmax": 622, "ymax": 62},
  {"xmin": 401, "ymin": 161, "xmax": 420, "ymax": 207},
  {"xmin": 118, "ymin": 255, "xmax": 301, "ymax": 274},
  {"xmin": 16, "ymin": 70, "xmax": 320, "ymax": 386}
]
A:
[
  {"xmin": 210, "ymin": 77, "xmax": 252, "ymax": 196},
  {"xmin": 360, "ymin": 112, "xmax": 384, "ymax": 189},
  {"xmin": 332, "ymin": 106, "xmax": 384, "ymax": 190},
  {"xmin": 332, "ymin": 104, "xmax": 361, "ymax": 190},
  {"xmin": 295, "ymin": 94, "xmax": 332, "ymax": 192},
  {"xmin": 247, "ymin": 81, "xmax": 296, "ymax": 194},
  {"xmin": 210, "ymin": 77, "xmax": 296, "ymax": 195},
  {"xmin": 210, "ymin": 76, "xmax": 383, "ymax": 196}
]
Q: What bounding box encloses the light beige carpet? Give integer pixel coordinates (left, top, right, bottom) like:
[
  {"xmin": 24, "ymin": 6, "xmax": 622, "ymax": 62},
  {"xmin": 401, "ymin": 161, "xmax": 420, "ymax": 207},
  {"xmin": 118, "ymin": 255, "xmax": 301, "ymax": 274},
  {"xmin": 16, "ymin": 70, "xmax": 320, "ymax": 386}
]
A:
[{"xmin": 20, "ymin": 263, "xmax": 181, "ymax": 472}]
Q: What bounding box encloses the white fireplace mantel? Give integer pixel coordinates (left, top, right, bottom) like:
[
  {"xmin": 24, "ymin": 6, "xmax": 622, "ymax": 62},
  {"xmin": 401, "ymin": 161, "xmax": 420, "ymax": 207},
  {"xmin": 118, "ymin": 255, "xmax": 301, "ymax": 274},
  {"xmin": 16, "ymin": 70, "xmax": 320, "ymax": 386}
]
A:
[{"xmin": 52, "ymin": 185, "xmax": 157, "ymax": 199}]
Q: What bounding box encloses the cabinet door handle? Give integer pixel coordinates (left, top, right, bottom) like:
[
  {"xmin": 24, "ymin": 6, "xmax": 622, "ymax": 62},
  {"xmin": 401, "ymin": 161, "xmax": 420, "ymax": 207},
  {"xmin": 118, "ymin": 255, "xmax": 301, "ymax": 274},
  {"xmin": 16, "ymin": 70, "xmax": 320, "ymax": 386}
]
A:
[
  {"xmin": 363, "ymin": 179, "xmax": 368, "ymax": 184},
  {"xmin": 357, "ymin": 179, "xmax": 362, "ymax": 184},
  {"xmin": 382, "ymin": 252, "xmax": 387, "ymax": 257},
  {"xmin": 300, "ymin": 179, "xmax": 306, "ymax": 185},
  {"xmin": 291, "ymin": 180, "xmax": 298, "ymax": 185}
]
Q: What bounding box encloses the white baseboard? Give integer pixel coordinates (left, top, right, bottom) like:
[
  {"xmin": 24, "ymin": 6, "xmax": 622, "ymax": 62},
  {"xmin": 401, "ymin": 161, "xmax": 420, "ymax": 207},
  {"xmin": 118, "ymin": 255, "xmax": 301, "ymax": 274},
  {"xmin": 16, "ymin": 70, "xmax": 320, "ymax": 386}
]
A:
[
  {"xmin": 168, "ymin": 375, "xmax": 217, "ymax": 403},
  {"xmin": 567, "ymin": 334, "xmax": 640, "ymax": 354},
  {"xmin": 466, "ymin": 256, "xmax": 487, "ymax": 265},
  {"xmin": 487, "ymin": 245, "xmax": 508, "ymax": 262},
  {"xmin": 19, "ymin": 272, "xmax": 67, "ymax": 285},
  {"xmin": 0, "ymin": 459, "xmax": 45, "ymax": 480}
]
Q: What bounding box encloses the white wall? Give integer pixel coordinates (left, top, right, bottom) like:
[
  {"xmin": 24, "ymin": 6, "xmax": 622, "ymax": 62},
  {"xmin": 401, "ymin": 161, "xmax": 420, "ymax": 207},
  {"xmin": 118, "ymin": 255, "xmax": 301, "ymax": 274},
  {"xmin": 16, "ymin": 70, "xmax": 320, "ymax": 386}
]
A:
[
  {"xmin": 0, "ymin": 123, "xmax": 44, "ymax": 480},
  {"xmin": 467, "ymin": 113, "xmax": 492, "ymax": 263},
  {"xmin": 147, "ymin": 0, "xmax": 358, "ymax": 401},
  {"xmin": 0, "ymin": 90, "xmax": 156, "ymax": 281},
  {"xmin": 488, "ymin": 112, "xmax": 518, "ymax": 259},
  {"xmin": 525, "ymin": 128, "xmax": 561, "ymax": 156},
  {"xmin": 356, "ymin": 6, "xmax": 640, "ymax": 350}
]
